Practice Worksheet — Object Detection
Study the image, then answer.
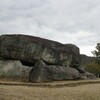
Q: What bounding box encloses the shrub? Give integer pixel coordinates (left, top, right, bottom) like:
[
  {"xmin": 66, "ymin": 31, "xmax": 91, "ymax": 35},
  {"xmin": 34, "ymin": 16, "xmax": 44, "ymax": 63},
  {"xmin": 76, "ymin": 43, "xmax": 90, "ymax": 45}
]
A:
[{"xmin": 84, "ymin": 61, "xmax": 100, "ymax": 77}]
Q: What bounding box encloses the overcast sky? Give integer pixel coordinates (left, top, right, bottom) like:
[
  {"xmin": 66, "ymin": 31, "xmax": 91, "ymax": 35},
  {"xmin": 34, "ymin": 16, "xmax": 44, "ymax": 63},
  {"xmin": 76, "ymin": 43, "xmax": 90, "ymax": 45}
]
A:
[{"xmin": 0, "ymin": 0, "xmax": 100, "ymax": 56}]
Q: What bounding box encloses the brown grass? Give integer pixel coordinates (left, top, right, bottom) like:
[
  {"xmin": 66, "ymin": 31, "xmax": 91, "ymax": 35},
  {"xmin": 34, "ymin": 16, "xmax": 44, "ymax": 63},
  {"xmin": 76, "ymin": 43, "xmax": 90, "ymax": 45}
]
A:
[{"xmin": 0, "ymin": 80, "xmax": 100, "ymax": 100}]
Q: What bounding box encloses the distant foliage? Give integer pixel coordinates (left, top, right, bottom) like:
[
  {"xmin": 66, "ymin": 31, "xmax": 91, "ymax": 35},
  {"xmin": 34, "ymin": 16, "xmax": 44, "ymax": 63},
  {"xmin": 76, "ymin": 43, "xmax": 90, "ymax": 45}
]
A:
[
  {"xmin": 85, "ymin": 43, "xmax": 100, "ymax": 77},
  {"xmin": 92, "ymin": 43, "xmax": 100, "ymax": 64},
  {"xmin": 84, "ymin": 61, "xmax": 100, "ymax": 77}
]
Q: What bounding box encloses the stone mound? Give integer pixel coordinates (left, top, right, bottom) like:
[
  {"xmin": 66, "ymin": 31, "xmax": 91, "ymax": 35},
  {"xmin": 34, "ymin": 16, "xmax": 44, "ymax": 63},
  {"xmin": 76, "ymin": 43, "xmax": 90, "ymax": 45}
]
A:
[{"xmin": 0, "ymin": 34, "xmax": 96, "ymax": 82}]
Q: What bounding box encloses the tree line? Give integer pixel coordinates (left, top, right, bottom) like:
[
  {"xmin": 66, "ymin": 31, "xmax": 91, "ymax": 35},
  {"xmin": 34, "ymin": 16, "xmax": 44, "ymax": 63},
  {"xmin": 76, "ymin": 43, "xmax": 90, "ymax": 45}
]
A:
[{"xmin": 84, "ymin": 43, "xmax": 100, "ymax": 77}]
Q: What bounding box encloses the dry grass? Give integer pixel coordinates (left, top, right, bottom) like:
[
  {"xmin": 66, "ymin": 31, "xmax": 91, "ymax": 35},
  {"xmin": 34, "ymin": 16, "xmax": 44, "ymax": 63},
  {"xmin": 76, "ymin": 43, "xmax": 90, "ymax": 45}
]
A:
[{"xmin": 0, "ymin": 80, "xmax": 100, "ymax": 100}]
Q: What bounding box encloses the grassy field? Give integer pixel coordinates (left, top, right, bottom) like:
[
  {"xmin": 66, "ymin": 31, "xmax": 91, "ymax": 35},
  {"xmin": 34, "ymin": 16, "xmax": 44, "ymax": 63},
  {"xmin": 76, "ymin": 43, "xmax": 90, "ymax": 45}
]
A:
[{"xmin": 0, "ymin": 80, "xmax": 100, "ymax": 100}]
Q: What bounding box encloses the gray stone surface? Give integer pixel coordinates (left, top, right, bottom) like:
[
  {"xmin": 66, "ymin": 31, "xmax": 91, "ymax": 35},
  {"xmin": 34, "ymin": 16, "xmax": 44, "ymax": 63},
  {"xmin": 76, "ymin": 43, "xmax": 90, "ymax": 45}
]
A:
[
  {"xmin": 29, "ymin": 61, "xmax": 80, "ymax": 82},
  {"xmin": 0, "ymin": 34, "xmax": 80, "ymax": 67},
  {"xmin": 85, "ymin": 72, "xmax": 97, "ymax": 79},
  {"xmin": 0, "ymin": 60, "xmax": 32, "ymax": 81}
]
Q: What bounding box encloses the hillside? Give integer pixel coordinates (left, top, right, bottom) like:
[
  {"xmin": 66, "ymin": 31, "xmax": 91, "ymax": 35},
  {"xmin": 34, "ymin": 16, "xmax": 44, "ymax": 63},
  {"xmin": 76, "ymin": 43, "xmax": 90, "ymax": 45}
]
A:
[{"xmin": 80, "ymin": 54, "xmax": 95, "ymax": 65}]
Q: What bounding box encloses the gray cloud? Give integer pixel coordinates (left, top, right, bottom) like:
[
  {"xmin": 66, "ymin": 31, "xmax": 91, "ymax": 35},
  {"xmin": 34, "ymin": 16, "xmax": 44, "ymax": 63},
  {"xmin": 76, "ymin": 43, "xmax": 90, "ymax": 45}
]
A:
[{"xmin": 0, "ymin": 0, "xmax": 100, "ymax": 56}]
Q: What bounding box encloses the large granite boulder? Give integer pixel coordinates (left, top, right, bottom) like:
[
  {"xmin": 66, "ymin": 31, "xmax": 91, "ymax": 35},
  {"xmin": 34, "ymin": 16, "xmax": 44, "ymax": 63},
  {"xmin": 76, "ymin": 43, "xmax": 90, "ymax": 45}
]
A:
[
  {"xmin": 29, "ymin": 60, "xmax": 80, "ymax": 82},
  {"xmin": 29, "ymin": 61, "xmax": 96, "ymax": 82},
  {"xmin": 0, "ymin": 60, "xmax": 32, "ymax": 81},
  {"xmin": 0, "ymin": 34, "xmax": 80, "ymax": 67}
]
